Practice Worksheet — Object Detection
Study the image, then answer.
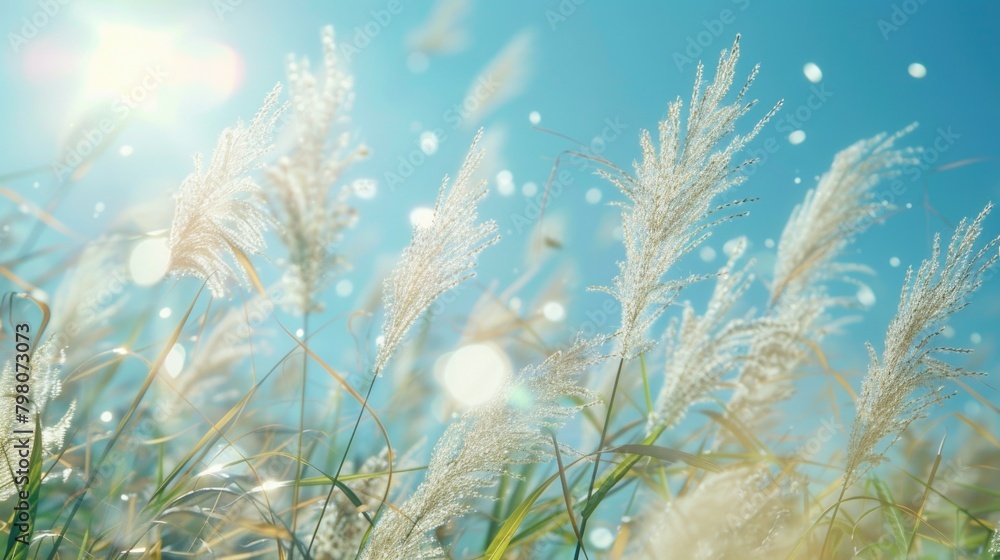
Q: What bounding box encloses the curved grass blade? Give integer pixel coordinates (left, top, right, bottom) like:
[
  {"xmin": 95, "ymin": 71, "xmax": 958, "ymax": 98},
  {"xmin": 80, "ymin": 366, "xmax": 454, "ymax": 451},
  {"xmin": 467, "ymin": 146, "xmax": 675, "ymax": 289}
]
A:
[
  {"xmin": 580, "ymin": 428, "xmax": 663, "ymax": 521},
  {"xmin": 551, "ymin": 433, "xmax": 588, "ymax": 560},
  {"xmin": 609, "ymin": 444, "xmax": 720, "ymax": 473},
  {"xmin": 699, "ymin": 409, "xmax": 764, "ymax": 454},
  {"xmin": 45, "ymin": 282, "xmax": 207, "ymax": 559},
  {"xmin": 483, "ymin": 470, "xmax": 562, "ymax": 560},
  {"xmin": 909, "ymin": 433, "xmax": 945, "ymax": 554},
  {"xmin": 869, "ymin": 477, "xmax": 909, "ymax": 557}
]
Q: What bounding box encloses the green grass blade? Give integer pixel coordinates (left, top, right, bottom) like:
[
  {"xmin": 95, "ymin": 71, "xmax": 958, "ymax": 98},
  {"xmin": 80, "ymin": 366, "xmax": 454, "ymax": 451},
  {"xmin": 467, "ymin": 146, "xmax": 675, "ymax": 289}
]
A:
[
  {"xmin": 870, "ymin": 477, "xmax": 909, "ymax": 557},
  {"xmin": 610, "ymin": 444, "xmax": 721, "ymax": 473},
  {"xmin": 483, "ymin": 471, "xmax": 561, "ymax": 560},
  {"xmin": 579, "ymin": 428, "xmax": 663, "ymax": 521}
]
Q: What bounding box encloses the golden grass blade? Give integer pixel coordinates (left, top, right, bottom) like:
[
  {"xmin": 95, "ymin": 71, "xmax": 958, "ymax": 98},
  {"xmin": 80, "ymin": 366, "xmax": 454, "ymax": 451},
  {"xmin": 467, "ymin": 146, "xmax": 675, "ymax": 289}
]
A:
[
  {"xmin": 0, "ymin": 265, "xmax": 38, "ymax": 293},
  {"xmin": 908, "ymin": 433, "xmax": 945, "ymax": 554},
  {"xmin": 932, "ymin": 157, "xmax": 991, "ymax": 172},
  {"xmin": 228, "ymin": 241, "xmax": 267, "ymax": 297},
  {"xmin": 954, "ymin": 379, "xmax": 1000, "ymax": 414},
  {"xmin": 805, "ymin": 339, "xmax": 857, "ymax": 401},
  {"xmin": 955, "ymin": 413, "xmax": 1000, "ymax": 450},
  {"xmin": 0, "ymin": 186, "xmax": 77, "ymax": 237},
  {"xmin": 45, "ymin": 282, "xmax": 207, "ymax": 559},
  {"xmin": 700, "ymin": 410, "xmax": 764, "ymax": 454}
]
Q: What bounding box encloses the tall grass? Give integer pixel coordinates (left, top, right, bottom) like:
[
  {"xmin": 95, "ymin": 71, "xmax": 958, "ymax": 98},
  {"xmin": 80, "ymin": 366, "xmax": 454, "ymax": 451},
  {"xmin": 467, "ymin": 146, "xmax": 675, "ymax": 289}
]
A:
[{"xmin": 0, "ymin": 28, "xmax": 997, "ymax": 560}]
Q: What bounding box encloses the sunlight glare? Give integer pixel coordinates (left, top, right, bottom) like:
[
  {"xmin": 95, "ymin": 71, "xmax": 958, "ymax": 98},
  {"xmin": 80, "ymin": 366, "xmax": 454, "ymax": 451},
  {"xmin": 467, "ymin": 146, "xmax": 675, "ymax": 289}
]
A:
[{"xmin": 442, "ymin": 344, "xmax": 510, "ymax": 407}]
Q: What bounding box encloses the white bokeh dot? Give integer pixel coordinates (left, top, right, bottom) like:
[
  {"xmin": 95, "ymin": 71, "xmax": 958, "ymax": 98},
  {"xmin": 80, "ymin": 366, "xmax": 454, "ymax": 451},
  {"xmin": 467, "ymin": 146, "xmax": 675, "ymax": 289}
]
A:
[
  {"xmin": 129, "ymin": 237, "xmax": 170, "ymax": 286},
  {"xmin": 410, "ymin": 207, "xmax": 435, "ymax": 229},
  {"xmin": 420, "ymin": 131, "xmax": 439, "ymax": 155},
  {"xmin": 542, "ymin": 301, "xmax": 565, "ymax": 322},
  {"xmin": 352, "ymin": 178, "xmax": 377, "ymax": 199},
  {"xmin": 496, "ymin": 170, "xmax": 515, "ymax": 196},
  {"xmin": 857, "ymin": 285, "xmax": 876, "ymax": 307},
  {"xmin": 803, "ymin": 62, "xmax": 823, "ymax": 83},
  {"xmin": 164, "ymin": 343, "xmax": 186, "ymax": 378},
  {"xmin": 335, "ymin": 279, "xmax": 353, "ymax": 297},
  {"xmin": 589, "ymin": 527, "xmax": 615, "ymax": 550},
  {"xmin": 441, "ymin": 344, "xmax": 510, "ymax": 407},
  {"xmin": 585, "ymin": 188, "xmax": 602, "ymax": 204}
]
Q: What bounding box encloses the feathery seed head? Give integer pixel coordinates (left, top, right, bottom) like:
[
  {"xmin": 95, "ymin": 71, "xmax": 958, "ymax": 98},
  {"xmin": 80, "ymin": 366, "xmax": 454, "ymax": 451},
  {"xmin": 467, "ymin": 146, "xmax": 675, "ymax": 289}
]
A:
[
  {"xmin": 601, "ymin": 36, "xmax": 779, "ymax": 359},
  {"xmin": 361, "ymin": 337, "xmax": 605, "ymax": 559},
  {"xmin": 167, "ymin": 84, "xmax": 285, "ymax": 297},
  {"xmin": 718, "ymin": 128, "xmax": 917, "ymax": 446},
  {"xmin": 648, "ymin": 243, "xmax": 758, "ymax": 434},
  {"xmin": 1, "ymin": 336, "xmax": 75, "ymax": 499},
  {"xmin": 844, "ymin": 203, "xmax": 998, "ymax": 487},
  {"xmin": 267, "ymin": 26, "xmax": 366, "ymax": 313},
  {"xmin": 373, "ymin": 130, "xmax": 499, "ymax": 375}
]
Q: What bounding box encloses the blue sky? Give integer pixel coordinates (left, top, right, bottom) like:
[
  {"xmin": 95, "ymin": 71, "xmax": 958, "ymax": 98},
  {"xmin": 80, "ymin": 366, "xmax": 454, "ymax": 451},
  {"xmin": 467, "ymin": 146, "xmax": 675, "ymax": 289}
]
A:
[{"xmin": 2, "ymin": 0, "xmax": 998, "ymax": 436}]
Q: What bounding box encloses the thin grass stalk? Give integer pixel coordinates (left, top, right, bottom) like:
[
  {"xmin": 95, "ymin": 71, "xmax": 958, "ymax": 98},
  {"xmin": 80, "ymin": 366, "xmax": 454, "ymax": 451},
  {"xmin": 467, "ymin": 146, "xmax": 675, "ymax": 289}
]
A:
[
  {"xmin": 289, "ymin": 310, "xmax": 310, "ymax": 559},
  {"xmin": 575, "ymin": 356, "xmax": 625, "ymax": 559},
  {"xmin": 820, "ymin": 485, "xmax": 848, "ymax": 559},
  {"xmin": 45, "ymin": 283, "xmax": 205, "ymax": 560},
  {"xmin": 908, "ymin": 434, "xmax": 945, "ymax": 554},
  {"xmin": 306, "ymin": 368, "xmax": 379, "ymax": 556}
]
